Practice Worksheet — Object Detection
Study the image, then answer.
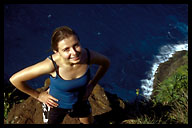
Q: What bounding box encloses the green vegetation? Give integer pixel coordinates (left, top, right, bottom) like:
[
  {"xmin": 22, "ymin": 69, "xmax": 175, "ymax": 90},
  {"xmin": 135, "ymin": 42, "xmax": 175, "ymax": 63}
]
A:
[
  {"xmin": 4, "ymin": 52, "xmax": 188, "ymax": 124},
  {"xmin": 152, "ymin": 64, "xmax": 188, "ymax": 123},
  {"xmin": 4, "ymin": 88, "xmax": 24, "ymax": 120},
  {"xmin": 4, "ymin": 83, "xmax": 28, "ymax": 121},
  {"xmin": 122, "ymin": 51, "xmax": 188, "ymax": 124}
]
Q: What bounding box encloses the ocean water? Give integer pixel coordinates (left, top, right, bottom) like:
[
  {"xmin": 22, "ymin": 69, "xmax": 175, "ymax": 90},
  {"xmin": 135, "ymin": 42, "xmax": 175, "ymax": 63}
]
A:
[{"xmin": 4, "ymin": 4, "xmax": 188, "ymax": 102}]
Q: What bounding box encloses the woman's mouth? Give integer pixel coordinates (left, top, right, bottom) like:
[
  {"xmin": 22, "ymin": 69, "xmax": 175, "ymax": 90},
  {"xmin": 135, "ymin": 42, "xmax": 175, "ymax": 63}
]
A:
[{"xmin": 70, "ymin": 56, "xmax": 80, "ymax": 61}]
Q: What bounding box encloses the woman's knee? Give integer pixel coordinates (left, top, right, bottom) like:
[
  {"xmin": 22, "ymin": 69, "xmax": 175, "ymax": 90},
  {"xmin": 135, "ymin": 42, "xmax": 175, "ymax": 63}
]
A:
[{"xmin": 79, "ymin": 115, "xmax": 94, "ymax": 124}]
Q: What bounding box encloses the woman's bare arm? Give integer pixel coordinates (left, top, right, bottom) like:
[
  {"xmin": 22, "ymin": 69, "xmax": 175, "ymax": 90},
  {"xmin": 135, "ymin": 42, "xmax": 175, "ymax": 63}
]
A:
[
  {"xmin": 9, "ymin": 58, "xmax": 58, "ymax": 107},
  {"xmin": 89, "ymin": 50, "xmax": 110, "ymax": 86},
  {"xmin": 83, "ymin": 50, "xmax": 110, "ymax": 100}
]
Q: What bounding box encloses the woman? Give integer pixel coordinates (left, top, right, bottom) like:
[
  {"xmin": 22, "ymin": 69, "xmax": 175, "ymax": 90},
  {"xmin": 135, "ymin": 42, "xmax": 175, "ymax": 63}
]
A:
[{"xmin": 9, "ymin": 26, "xmax": 110, "ymax": 124}]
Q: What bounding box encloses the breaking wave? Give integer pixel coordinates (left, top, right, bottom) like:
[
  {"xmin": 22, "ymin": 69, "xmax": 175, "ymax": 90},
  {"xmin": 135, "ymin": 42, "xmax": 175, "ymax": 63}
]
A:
[{"xmin": 140, "ymin": 41, "xmax": 188, "ymax": 99}]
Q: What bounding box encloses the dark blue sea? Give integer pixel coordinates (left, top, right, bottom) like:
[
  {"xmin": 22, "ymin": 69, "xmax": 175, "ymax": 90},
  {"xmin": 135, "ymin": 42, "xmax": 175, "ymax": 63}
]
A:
[{"xmin": 4, "ymin": 4, "xmax": 188, "ymax": 102}]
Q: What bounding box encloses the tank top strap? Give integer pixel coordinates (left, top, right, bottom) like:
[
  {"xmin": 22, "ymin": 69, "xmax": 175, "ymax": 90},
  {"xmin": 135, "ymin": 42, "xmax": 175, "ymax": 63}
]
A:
[
  {"xmin": 48, "ymin": 55, "xmax": 58, "ymax": 71},
  {"xmin": 48, "ymin": 48, "xmax": 90, "ymax": 76}
]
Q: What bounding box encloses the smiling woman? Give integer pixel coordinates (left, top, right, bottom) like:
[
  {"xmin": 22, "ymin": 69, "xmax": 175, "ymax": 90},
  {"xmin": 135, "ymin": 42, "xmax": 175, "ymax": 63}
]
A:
[
  {"xmin": 55, "ymin": 36, "xmax": 82, "ymax": 65},
  {"xmin": 9, "ymin": 26, "xmax": 110, "ymax": 124}
]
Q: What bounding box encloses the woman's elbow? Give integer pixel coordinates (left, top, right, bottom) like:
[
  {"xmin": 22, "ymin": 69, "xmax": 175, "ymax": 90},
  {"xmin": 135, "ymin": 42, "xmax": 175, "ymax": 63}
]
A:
[
  {"xmin": 9, "ymin": 75, "xmax": 15, "ymax": 85},
  {"xmin": 9, "ymin": 74, "xmax": 18, "ymax": 86}
]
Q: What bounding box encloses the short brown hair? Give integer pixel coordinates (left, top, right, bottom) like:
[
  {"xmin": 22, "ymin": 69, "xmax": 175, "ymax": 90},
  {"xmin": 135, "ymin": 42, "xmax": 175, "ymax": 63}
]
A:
[{"xmin": 51, "ymin": 26, "xmax": 79, "ymax": 51}]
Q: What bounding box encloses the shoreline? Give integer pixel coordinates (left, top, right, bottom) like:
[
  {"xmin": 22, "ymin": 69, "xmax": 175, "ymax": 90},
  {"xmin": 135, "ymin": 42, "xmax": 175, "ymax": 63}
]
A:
[
  {"xmin": 151, "ymin": 50, "xmax": 187, "ymax": 97},
  {"xmin": 140, "ymin": 42, "xmax": 188, "ymax": 99}
]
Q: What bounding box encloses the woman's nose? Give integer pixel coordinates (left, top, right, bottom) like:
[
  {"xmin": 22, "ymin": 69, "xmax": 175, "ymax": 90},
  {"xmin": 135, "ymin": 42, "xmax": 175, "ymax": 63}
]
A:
[{"xmin": 70, "ymin": 47, "xmax": 77, "ymax": 55}]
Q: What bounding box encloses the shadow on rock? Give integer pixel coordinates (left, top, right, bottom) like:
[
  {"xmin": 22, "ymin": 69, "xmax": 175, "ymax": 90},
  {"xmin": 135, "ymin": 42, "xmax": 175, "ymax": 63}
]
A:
[
  {"xmin": 93, "ymin": 91, "xmax": 127, "ymax": 124},
  {"xmin": 5, "ymin": 79, "xmax": 172, "ymax": 124}
]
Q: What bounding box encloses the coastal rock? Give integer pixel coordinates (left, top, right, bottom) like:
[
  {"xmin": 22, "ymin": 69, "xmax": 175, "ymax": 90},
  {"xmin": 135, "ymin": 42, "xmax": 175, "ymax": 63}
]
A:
[
  {"xmin": 152, "ymin": 50, "xmax": 187, "ymax": 96},
  {"xmin": 5, "ymin": 50, "xmax": 188, "ymax": 124},
  {"xmin": 6, "ymin": 78, "xmax": 125, "ymax": 124}
]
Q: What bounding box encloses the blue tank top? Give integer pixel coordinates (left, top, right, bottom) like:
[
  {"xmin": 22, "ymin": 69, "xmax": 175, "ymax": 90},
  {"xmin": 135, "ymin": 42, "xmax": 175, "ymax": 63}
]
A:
[{"xmin": 48, "ymin": 48, "xmax": 91, "ymax": 109}]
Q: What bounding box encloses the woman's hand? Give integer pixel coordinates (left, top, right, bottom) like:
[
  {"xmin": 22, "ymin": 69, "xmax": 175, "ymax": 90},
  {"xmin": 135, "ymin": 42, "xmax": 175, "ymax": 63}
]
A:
[{"xmin": 37, "ymin": 91, "xmax": 58, "ymax": 108}]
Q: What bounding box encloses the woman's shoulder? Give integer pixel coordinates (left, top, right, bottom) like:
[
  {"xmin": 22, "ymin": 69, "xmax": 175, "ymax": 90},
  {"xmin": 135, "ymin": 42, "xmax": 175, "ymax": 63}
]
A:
[
  {"xmin": 49, "ymin": 53, "xmax": 60, "ymax": 62},
  {"xmin": 87, "ymin": 49, "xmax": 110, "ymax": 65}
]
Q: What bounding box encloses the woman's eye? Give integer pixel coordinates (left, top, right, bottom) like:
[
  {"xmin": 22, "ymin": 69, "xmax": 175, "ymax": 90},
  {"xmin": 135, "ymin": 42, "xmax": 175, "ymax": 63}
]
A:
[
  {"xmin": 63, "ymin": 48, "xmax": 69, "ymax": 52},
  {"xmin": 74, "ymin": 43, "xmax": 80, "ymax": 48}
]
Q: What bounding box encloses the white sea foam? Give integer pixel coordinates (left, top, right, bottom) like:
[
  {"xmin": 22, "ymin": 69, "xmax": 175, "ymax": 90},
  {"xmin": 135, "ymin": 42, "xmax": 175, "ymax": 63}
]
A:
[{"xmin": 140, "ymin": 41, "xmax": 188, "ymax": 99}]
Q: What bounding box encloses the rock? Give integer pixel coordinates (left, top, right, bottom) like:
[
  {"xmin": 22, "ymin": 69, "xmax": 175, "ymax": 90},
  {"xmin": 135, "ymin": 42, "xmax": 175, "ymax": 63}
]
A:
[
  {"xmin": 6, "ymin": 83, "xmax": 47, "ymax": 124},
  {"xmin": 6, "ymin": 78, "xmax": 125, "ymax": 124},
  {"xmin": 5, "ymin": 51, "xmax": 187, "ymax": 124},
  {"xmin": 89, "ymin": 85, "xmax": 112, "ymax": 116},
  {"xmin": 152, "ymin": 50, "xmax": 187, "ymax": 97}
]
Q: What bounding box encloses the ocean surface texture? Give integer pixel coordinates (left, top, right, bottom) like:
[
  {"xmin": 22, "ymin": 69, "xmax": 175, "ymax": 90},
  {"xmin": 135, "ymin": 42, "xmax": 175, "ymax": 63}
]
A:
[{"xmin": 4, "ymin": 4, "xmax": 188, "ymax": 102}]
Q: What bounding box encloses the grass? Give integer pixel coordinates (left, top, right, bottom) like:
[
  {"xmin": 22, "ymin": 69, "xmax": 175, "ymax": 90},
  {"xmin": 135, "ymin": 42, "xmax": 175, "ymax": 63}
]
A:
[
  {"xmin": 122, "ymin": 51, "xmax": 188, "ymax": 124},
  {"xmin": 4, "ymin": 83, "xmax": 28, "ymax": 121},
  {"xmin": 152, "ymin": 59, "xmax": 188, "ymax": 123},
  {"xmin": 4, "ymin": 52, "xmax": 188, "ymax": 124}
]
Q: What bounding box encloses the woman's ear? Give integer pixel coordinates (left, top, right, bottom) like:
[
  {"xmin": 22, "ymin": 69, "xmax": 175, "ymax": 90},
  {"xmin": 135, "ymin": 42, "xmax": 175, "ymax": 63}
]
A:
[{"xmin": 53, "ymin": 50, "xmax": 57, "ymax": 53}]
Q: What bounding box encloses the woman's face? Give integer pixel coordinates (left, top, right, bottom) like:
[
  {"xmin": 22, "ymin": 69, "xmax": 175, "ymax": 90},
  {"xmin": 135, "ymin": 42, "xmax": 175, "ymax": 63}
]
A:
[{"xmin": 55, "ymin": 35, "xmax": 82, "ymax": 64}]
